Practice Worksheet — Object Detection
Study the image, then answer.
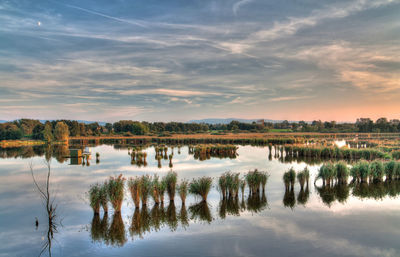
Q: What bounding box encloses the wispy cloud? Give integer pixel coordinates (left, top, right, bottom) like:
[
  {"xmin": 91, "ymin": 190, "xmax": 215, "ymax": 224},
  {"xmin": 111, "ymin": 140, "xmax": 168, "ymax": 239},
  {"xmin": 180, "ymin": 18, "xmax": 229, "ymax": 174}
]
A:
[{"xmin": 233, "ymin": 0, "xmax": 253, "ymax": 16}]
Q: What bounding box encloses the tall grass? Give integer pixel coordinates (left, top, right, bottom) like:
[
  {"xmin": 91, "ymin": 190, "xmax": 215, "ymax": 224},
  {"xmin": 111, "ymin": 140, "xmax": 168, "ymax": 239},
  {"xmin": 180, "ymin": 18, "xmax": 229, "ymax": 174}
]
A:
[
  {"xmin": 246, "ymin": 169, "xmax": 268, "ymax": 195},
  {"xmin": 177, "ymin": 179, "xmax": 189, "ymax": 205},
  {"xmin": 316, "ymin": 163, "xmax": 335, "ymax": 186},
  {"xmin": 151, "ymin": 175, "xmax": 161, "ymax": 204},
  {"xmin": 335, "ymin": 161, "xmax": 349, "ymax": 183},
  {"xmin": 165, "ymin": 171, "xmax": 177, "ymax": 201},
  {"xmin": 89, "ymin": 183, "xmax": 101, "ymax": 214},
  {"xmin": 189, "ymin": 177, "xmax": 213, "ymax": 202},
  {"xmin": 369, "ymin": 161, "xmax": 384, "ymax": 182},
  {"xmin": 128, "ymin": 177, "xmax": 141, "ymax": 208},
  {"xmin": 296, "ymin": 167, "xmax": 310, "ymax": 190},
  {"xmin": 140, "ymin": 175, "xmax": 152, "ymax": 206},
  {"xmin": 283, "ymin": 168, "xmax": 296, "ymax": 190},
  {"xmin": 106, "ymin": 175, "xmax": 125, "ymax": 213}
]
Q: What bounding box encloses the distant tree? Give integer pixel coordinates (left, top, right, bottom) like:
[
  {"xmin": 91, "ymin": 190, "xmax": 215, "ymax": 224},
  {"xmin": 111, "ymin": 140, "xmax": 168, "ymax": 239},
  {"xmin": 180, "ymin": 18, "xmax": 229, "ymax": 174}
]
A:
[
  {"xmin": 43, "ymin": 122, "xmax": 54, "ymax": 142},
  {"xmin": 32, "ymin": 123, "xmax": 45, "ymax": 140},
  {"xmin": 70, "ymin": 121, "xmax": 80, "ymax": 136},
  {"xmin": 54, "ymin": 122, "xmax": 69, "ymax": 142},
  {"xmin": 105, "ymin": 123, "xmax": 113, "ymax": 134}
]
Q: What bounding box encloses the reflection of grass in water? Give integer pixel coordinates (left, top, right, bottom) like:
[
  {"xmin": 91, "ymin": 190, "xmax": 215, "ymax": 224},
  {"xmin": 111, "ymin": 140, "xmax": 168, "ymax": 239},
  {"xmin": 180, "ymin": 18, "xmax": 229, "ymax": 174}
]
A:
[
  {"xmin": 130, "ymin": 208, "xmax": 151, "ymax": 239},
  {"xmin": 246, "ymin": 192, "xmax": 268, "ymax": 213},
  {"xmin": 166, "ymin": 201, "xmax": 178, "ymax": 231},
  {"xmin": 352, "ymin": 181, "xmax": 397, "ymax": 200},
  {"xmin": 283, "ymin": 188, "xmax": 296, "ymax": 209},
  {"xmin": 334, "ymin": 183, "xmax": 349, "ymax": 203},
  {"xmin": 179, "ymin": 205, "xmax": 189, "ymax": 229},
  {"xmin": 189, "ymin": 202, "xmax": 213, "ymax": 224},
  {"xmin": 91, "ymin": 214, "xmax": 102, "ymax": 242},
  {"xmin": 218, "ymin": 197, "xmax": 240, "ymax": 219},
  {"xmin": 297, "ymin": 185, "xmax": 310, "ymax": 206},
  {"xmin": 108, "ymin": 212, "xmax": 127, "ymax": 247},
  {"xmin": 150, "ymin": 204, "xmax": 162, "ymax": 232},
  {"xmin": 91, "ymin": 213, "xmax": 109, "ymax": 244}
]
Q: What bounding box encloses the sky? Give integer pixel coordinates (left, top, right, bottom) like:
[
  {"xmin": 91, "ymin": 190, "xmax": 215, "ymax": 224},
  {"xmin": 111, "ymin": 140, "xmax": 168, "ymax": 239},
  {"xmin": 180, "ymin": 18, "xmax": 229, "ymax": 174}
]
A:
[{"xmin": 0, "ymin": 0, "xmax": 399, "ymax": 122}]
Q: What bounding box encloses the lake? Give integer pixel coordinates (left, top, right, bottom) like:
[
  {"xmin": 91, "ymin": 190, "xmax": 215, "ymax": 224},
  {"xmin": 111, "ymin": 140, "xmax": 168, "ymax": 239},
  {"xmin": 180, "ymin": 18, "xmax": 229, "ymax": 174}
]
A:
[{"xmin": 0, "ymin": 144, "xmax": 399, "ymax": 257}]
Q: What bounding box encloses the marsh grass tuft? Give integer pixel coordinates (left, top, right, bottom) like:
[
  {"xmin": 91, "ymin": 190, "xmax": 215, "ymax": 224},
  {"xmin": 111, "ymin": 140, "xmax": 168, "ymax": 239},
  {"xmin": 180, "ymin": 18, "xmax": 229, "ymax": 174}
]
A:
[
  {"xmin": 177, "ymin": 179, "xmax": 189, "ymax": 205},
  {"xmin": 106, "ymin": 174, "xmax": 125, "ymax": 213},
  {"xmin": 189, "ymin": 176, "xmax": 213, "ymax": 202}
]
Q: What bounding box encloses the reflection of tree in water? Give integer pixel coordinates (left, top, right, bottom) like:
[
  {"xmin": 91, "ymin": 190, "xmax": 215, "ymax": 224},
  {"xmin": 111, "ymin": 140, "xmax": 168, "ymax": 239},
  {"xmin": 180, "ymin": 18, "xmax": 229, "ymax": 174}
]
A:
[
  {"xmin": 52, "ymin": 144, "xmax": 69, "ymax": 163},
  {"xmin": 30, "ymin": 162, "xmax": 60, "ymax": 257}
]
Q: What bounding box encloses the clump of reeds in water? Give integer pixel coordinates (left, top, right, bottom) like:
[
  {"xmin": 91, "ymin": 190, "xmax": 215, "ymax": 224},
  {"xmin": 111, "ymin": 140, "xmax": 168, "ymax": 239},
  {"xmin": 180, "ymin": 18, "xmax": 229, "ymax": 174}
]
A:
[
  {"xmin": 106, "ymin": 174, "xmax": 125, "ymax": 213},
  {"xmin": 89, "ymin": 183, "xmax": 102, "ymax": 215},
  {"xmin": 140, "ymin": 175, "xmax": 152, "ymax": 206},
  {"xmin": 239, "ymin": 179, "xmax": 246, "ymax": 198},
  {"xmin": 99, "ymin": 182, "xmax": 109, "ymax": 213},
  {"xmin": 316, "ymin": 163, "xmax": 336, "ymax": 186},
  {"xmin": 296, "ymin": 167, "xmax": 310, "ymax": 190},
  {"xmin": 151, "ymin": 175, "xmax": 161, "ymax": 205},
  {"xmin": 177, "ymin": 179, "xmax": 189, "ymax": 205},
  {"xmin": 128, "ymin": 177, "xmax": 141, "ymax": 208},
  {"xmin": 384, "ymin": 161, "xmax": 396, "ymax": 181},
  {"xmin": 220, "ymin": 171, "xmax": 240, "ymax": 198},
  {"xmin": 246, "ymin": 169, "xmax": 268, "ymax": 195},
  {"xmin": 283, "ymin": 168, "xmax": 296, "ymax": 190},
  {"xmin": 168, "ymin": 154, "xmax": 173, "ymax": 168},
  {"xmin": 189, "ymin": 176, "xmax": 213, "ymax": 202},
  {"xmin": 335, "ymin": 161, "xmax": 349, "ymax": 184},
  {"xmin": 369, "ymin": 160, "xmax": 384, "ymax": 182},
  {"xmin": 157, "ymin": 155, "xmax": 162, "ymax": 168},
  {"xmin": 165, "ymin": 171, "xmax": 177, "ymax": 201},
  {"xmin": 350, "ymin": 160, "xmax": 370, "ymax": 183}
]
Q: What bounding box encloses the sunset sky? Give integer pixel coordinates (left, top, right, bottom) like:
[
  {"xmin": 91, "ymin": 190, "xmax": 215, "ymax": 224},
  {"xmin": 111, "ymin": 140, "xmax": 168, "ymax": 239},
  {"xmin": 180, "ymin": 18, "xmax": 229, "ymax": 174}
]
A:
[{"xmin": 0, "ymin": 0, "xmax": 399, "ymax": 122}]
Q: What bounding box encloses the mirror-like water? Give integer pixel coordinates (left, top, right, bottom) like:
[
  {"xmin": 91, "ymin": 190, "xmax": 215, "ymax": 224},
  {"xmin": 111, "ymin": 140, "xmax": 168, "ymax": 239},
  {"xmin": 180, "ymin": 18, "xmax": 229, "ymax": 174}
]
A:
[{"xmin": 0, "ymin": 145, "xmax": 399, "ymax": 257}]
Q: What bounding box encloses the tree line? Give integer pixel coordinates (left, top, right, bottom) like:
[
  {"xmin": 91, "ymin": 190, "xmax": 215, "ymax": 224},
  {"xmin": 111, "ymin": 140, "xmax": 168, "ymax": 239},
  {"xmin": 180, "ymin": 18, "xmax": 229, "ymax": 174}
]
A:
[{"xmin": 0, "ymin": 117, "xmax": 399, "ymax": 141}]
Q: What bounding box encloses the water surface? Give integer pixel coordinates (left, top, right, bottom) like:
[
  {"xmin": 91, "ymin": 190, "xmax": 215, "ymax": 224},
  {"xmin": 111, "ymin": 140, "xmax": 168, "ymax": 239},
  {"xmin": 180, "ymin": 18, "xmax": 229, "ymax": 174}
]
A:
[{"xmin": 0, "ymin": 145, "xmax": 399, "ymax": 257}]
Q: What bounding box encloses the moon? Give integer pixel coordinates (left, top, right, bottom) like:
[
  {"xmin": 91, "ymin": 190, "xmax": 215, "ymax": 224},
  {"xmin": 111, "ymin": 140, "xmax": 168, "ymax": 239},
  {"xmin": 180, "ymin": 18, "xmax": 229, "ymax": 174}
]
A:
[{"xmin": 37, "ymin": 21, "xmax": 41, "ymax": 26}]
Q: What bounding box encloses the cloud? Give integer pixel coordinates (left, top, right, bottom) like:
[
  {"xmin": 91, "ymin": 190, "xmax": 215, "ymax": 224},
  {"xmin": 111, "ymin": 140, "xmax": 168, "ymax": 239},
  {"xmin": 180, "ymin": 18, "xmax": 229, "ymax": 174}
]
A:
[
  {"xmin": 233, "ymin": 0, "xmax": 253, "ymax": 16},
  {"xmin": 268, "ymin": 96, "xmax": 312, "ymax": 102}
]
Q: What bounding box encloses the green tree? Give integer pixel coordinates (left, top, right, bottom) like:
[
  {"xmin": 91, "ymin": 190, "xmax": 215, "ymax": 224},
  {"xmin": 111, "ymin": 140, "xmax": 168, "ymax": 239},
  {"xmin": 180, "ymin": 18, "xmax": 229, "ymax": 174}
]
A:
[
  {"xmin": 54, "ymin": 121, "xmax": 69, "ymax": 142},
  {"xmin": 43, "ymin": 122, "xmax": 54, "ymax": 142}
]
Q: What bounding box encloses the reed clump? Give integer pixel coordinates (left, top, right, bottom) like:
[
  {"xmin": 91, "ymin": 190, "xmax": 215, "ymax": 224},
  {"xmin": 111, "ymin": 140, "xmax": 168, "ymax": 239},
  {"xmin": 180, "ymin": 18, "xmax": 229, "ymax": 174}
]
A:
[
  {"xmin": 128, "ymin": 177, "xmax": 141, "ymax": 208},
  {"xmin": 335, "ymin": 161, "xmax": 349, "ymax": 183},
  {"xmin": 369, "ymin": 160, "xmax": 384, "ymax": 182},
  {"xmin": 89, "ymin": 183, "xmax": 102, "ymax": 214},
  {"xmin": 316, "ymin": 163, "xmax": 336, "ymax": 186},
  {"xmin": 283, "ymin": 168, "xmax": 296, "ymax": 190},
  {"xmin": 106, "ymin": 174, "xmax": 125, "ymax": 213},
  {"xmin": 296, "ymin": 167, "xmax": 310, "ymax": 189},
  {"xmin": 177, "ymin": 179, "xmax": 189, "ymax": 205},
  {"xmin": 189, "ymin": 176, "xmax": 213, "ymax": 202},
  {"xmin": 140, "ymin": 175, "xmax": 152, "ymax": 206},
  {"xmin": 165, "ymin": 171, "xmax": 177, "ymax": 201},
  {"xmin": 246, "ymin": 169, "xmax": 269, "ymax": 195}
]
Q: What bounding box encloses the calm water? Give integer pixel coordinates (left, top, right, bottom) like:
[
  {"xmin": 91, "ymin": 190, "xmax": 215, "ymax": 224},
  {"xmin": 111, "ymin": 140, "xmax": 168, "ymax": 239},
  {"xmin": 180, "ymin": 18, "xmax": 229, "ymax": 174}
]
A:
[{"xmin": 0, "ymin": 145, "xmax": 399, "ymax": 257}]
